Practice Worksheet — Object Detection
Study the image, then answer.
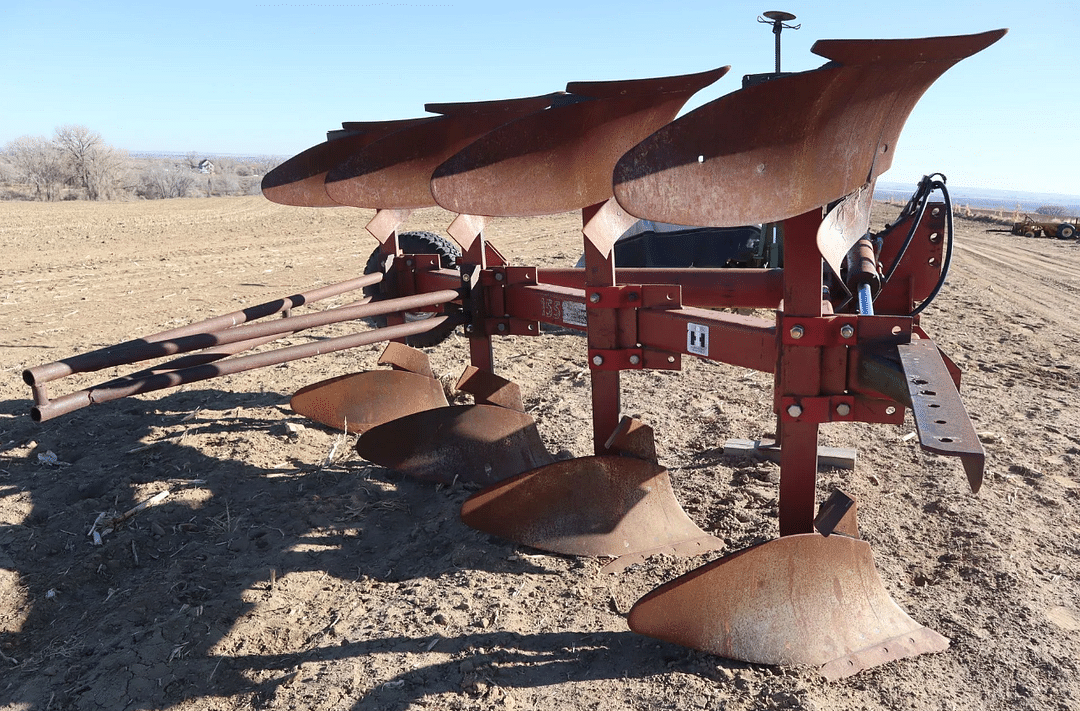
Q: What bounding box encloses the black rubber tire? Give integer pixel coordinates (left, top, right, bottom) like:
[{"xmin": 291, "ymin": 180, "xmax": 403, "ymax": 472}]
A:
[
  {"xmin": 1024, "ymin": 229, "xmax": 1037, "ymax": 239},
  {"xmin": 363, "ymin": 231, "xmax": 461, "ymax": 347},
  {"xmin": 1058, "ymin": 223, "xmax": 1076, "ymax": 240}
]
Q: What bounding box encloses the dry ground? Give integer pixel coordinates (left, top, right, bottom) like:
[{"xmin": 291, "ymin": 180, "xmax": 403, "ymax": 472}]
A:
[{"xmin": 1, "ymin": 195, "xmax": 1078, "ymax": 710}]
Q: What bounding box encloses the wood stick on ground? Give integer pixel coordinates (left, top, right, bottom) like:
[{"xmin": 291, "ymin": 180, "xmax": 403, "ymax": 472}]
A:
[{"xmin": 106, "ymin": 490, "xmax": 170, "ymax": 530}]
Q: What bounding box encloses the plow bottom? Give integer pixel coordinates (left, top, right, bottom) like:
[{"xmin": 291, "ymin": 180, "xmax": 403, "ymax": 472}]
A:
[
  {"xmin": 356, "ymin": 405, "xmax": 553, "ymax": 485},
  {"xmin": 290, "ymin": 370, "xmax": 449, "ymax": 434},
  {"xmin": 460, "ymin": 455, "xmax": 722, "ymax": 570},
  {"xmin": 627, "ymin": 533, "xmax": 948, "ymax": 679}
]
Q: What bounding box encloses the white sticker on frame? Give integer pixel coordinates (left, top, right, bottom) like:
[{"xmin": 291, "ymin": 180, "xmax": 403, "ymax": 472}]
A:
[
  {"xmin": 687, "ymin": 323, "xmax": 709, "ymax": 356},
  {"xmin": 562, "ymin": 301, "xmax": 588, "ymax": 327}
]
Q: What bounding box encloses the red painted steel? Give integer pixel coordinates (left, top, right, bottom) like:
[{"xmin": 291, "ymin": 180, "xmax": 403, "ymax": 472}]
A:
[{"xmin": 537, "ymin": 268, "xmax": 784, "ymax": 309}]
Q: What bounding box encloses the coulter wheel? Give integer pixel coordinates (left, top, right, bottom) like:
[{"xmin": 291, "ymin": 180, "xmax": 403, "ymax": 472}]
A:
[{"xmin": 363, "ymin": 230, "xmax": 462, "ymax": 347}]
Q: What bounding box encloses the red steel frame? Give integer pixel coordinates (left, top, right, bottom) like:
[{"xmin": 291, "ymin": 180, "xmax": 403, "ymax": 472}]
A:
[{"xmin": 371, "ymin": 200, "xmax": 949, "ymax": 537}]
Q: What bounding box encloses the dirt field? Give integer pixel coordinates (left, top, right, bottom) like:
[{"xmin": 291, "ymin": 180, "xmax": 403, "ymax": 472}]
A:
[{"xmin": 1, "ymin": 195, "xmax": 1078, "ymax": 711}]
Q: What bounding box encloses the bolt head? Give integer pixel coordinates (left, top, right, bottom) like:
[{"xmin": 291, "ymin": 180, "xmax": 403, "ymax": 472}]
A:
[
  {"xmin": 462, "ymin": 273, "xmax": 471, "ymax": 282},
  {"xmin": 836, "ymin": 403, "xmax": 851, "ymax": 417},
  {"xmin": 790, "ymin": 325, "xmax": 805, "ymax": 339},
  {"xmin": 589, "ymin": 293, "xmax": 601, "ymax": 304},
  {"xmin": 495, "ymin": 272, "xmax": 504, "ymax": 281},
  {"xmin": 840, "ymin": 324, "xmax": 854, "ymax": 339},
  {"xmin": 667, "ymin": 355, "xmax": 676, "ymax": 363},
  {"xmin": 592, "ymin": 355, "xmax": 604, "ymax": 366},
  {"xmin": 787, "ymin": 404, "xmax": 803, "ymax": 418},
  {"xmin": 497, "ymin": 323, "xmax": 507, "ymax": 332},
  {"xmin": 629, "ymin": 354, "xmax": 641, "ymax": 365}
]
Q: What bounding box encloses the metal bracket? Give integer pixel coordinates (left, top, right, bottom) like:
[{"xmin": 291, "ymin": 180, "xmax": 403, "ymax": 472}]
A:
[
  {"xmin": 780, "ymin": 315, "xmax": 859, "ymax": 346},
  {"xmin": 485, "ymin": 317, "xmax": 541, "ymax": 337},
  {"xmin": 780, "ymin": 394, "xmax": 856, "ymax": 423}
]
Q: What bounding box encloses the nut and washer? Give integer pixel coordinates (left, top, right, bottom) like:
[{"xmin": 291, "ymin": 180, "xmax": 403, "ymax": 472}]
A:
[
  {"xmin": 592, "ymin": 355, "xmax": 604, "ymax": 366},
  {"xmin": 787, "ymin": 404, "xmax": 803, "ymax": 418},
  {"xmin": 836, "ymin": 402, "xmax": 852, "ymax": 417},
  {"xmin": 789, "ymin": 325, "xmax": 805, "ymax": 339},
  {"xmin": 840, "ymin": 324, "xmax": 855, "ymax": 339},
  {"xmin": 494, "ymin": 271, "xmax": 505, "ymax": 281},
  {"xmin": 589, "ymin": 292, "xmax": 601, "ymax": 304}
]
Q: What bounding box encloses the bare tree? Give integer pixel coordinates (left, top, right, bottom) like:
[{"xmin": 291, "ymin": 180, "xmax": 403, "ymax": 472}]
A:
[
  {"xmin": 52, "ymin": 125, "xmax": 130, "ymax": 200},
  {"xmin": 1036, "ymin": 205, "xmax": 1068, "ymax": 218},
  {"xmin": 53, "ymin": 125, "xmax": 101, "ymax": 195},
  {"xmin": 4, "ymin": 135, "xmax": 65, "ymax": 200},
  {"xmin": 139, "ymin": 165, "xmax": 196, "ymax": 199}
]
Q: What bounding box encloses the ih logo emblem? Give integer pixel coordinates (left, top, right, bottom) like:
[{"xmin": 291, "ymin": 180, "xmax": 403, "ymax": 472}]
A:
[{"xmin": 687, "ymin": 323, "xmax": 709, "ymax": 356}]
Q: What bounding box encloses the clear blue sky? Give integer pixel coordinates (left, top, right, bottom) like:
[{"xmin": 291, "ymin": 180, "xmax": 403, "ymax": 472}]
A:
[{"xmin": 1, "ymin": 1, "xmax": 1075, "ymax": 195}]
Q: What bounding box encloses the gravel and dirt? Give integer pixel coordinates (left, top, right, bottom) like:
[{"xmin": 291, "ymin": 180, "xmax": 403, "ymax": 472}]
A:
[{"xmin": 1, "ymin": 195, "xmax": 1078, "ymax": 710}]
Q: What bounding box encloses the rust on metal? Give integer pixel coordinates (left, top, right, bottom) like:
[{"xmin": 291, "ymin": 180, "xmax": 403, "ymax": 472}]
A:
[
  {"xmin": 32, "ymin": 315, "xmax": 461, "ymax": 423},
  {"xmin": 460, "ymin": 454, "xmax": 721, "ymax": 565},
  {"xmin": 613, "ymin": 30, "xmax": 1007, "ymax": 227},
  {"xmin": 324, "ymin": 93, "xmax": 562, "ymax": 209},
  {"xmin": 817, "ymin": 183, "xmax": 876, "ymax": 281},
  {"xmin": 814, "ymin": 489, "xmax": 859, "ymax": 538},
  {"xmin": 605, "ymin": 416, "xmax": 658, "ymax": 463},
  {"xmin": 431, "ymin": 67, "xmax": 729, "ymax": 218},
  {"xmin": 261, "ymin": 118, "xmax": 435, "ymax": 207},
  {"xmin": 627, "ymin": 533, "xmax": 949, "ymax": 679},
  {"xmin": 456, "ymin": 365, "xmax": 525, "ymax": 411},
  {"xmin": 290, "ymin": 370, "xmax": 448, "ymax": 434},
  {"xmin": 24, "ymin": 272, "xmax": 385, "ymax": 388},
  {"xmin": 379, "ymin": 342, "xmax": 436, "ymax": 378},
  {"xmin": 356, "ymin": 404, "xmax": 553, "ymax": 485}
]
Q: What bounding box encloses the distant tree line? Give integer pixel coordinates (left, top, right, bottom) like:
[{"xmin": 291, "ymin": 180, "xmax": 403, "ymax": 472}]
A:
[{"xmin": 0, "ymin": 126, "xmax": 281, "ymax": 202}]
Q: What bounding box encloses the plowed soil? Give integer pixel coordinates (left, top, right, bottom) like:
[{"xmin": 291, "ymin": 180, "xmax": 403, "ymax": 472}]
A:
[{"xmin": 1, "ymin": 196, "xmax": 1078, "ymax": 711}]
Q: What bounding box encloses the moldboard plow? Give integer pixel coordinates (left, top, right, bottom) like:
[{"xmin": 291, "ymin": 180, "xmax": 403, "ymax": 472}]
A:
[{"xmin": 23, "ymin": 22, "xmax": 1005, "ymax": 679}]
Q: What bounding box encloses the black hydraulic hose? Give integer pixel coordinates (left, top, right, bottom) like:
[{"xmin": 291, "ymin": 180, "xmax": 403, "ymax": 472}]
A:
[{"xmin": 875, "ymin": 172, "xmax": 954, "ymax": 316}]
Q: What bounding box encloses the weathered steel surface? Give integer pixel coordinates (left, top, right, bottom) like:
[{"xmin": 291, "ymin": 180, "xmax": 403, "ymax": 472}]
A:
[
  {"xmin": 628, "ymin": 533, "xmax": 949, "ymax": 679},
  {"xmin": 261, "ymin": 118, "xmax": 434, "ymax": 207},
  {"xmin": 431, "ymin": 67, "xmax": 729, "ymax": 217},
  {"xmin": 817, "ymin": 183, "xmax": 876, "ymax": 282},
  {"xmin": 24, "ymin": 272, "xmax": 384, "ymax": 387},
  {"xmin": 356, "ymin": 405, "xmax": 553, "ymax": 485},
  {"xmin": 897, "ymin": 339, "xmax": 985, "ymax": 492},
  {"xmin": 460, "ymin": 455, "xmax": 721, "ymax": 563},
  {"xmin": 290, "ymin": 370, "xmax": 449, "ymax": 434},
  {"xmin": 324, "ymin": 93, "xmax": 562, "ymax": 209},
  {"xmin": 32, "ymin": 315, "xmax": 460, "ymax": 422},
  {"xmin": 613, "ymin": 30, "xmax": 1006, "ymax": 227}
]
